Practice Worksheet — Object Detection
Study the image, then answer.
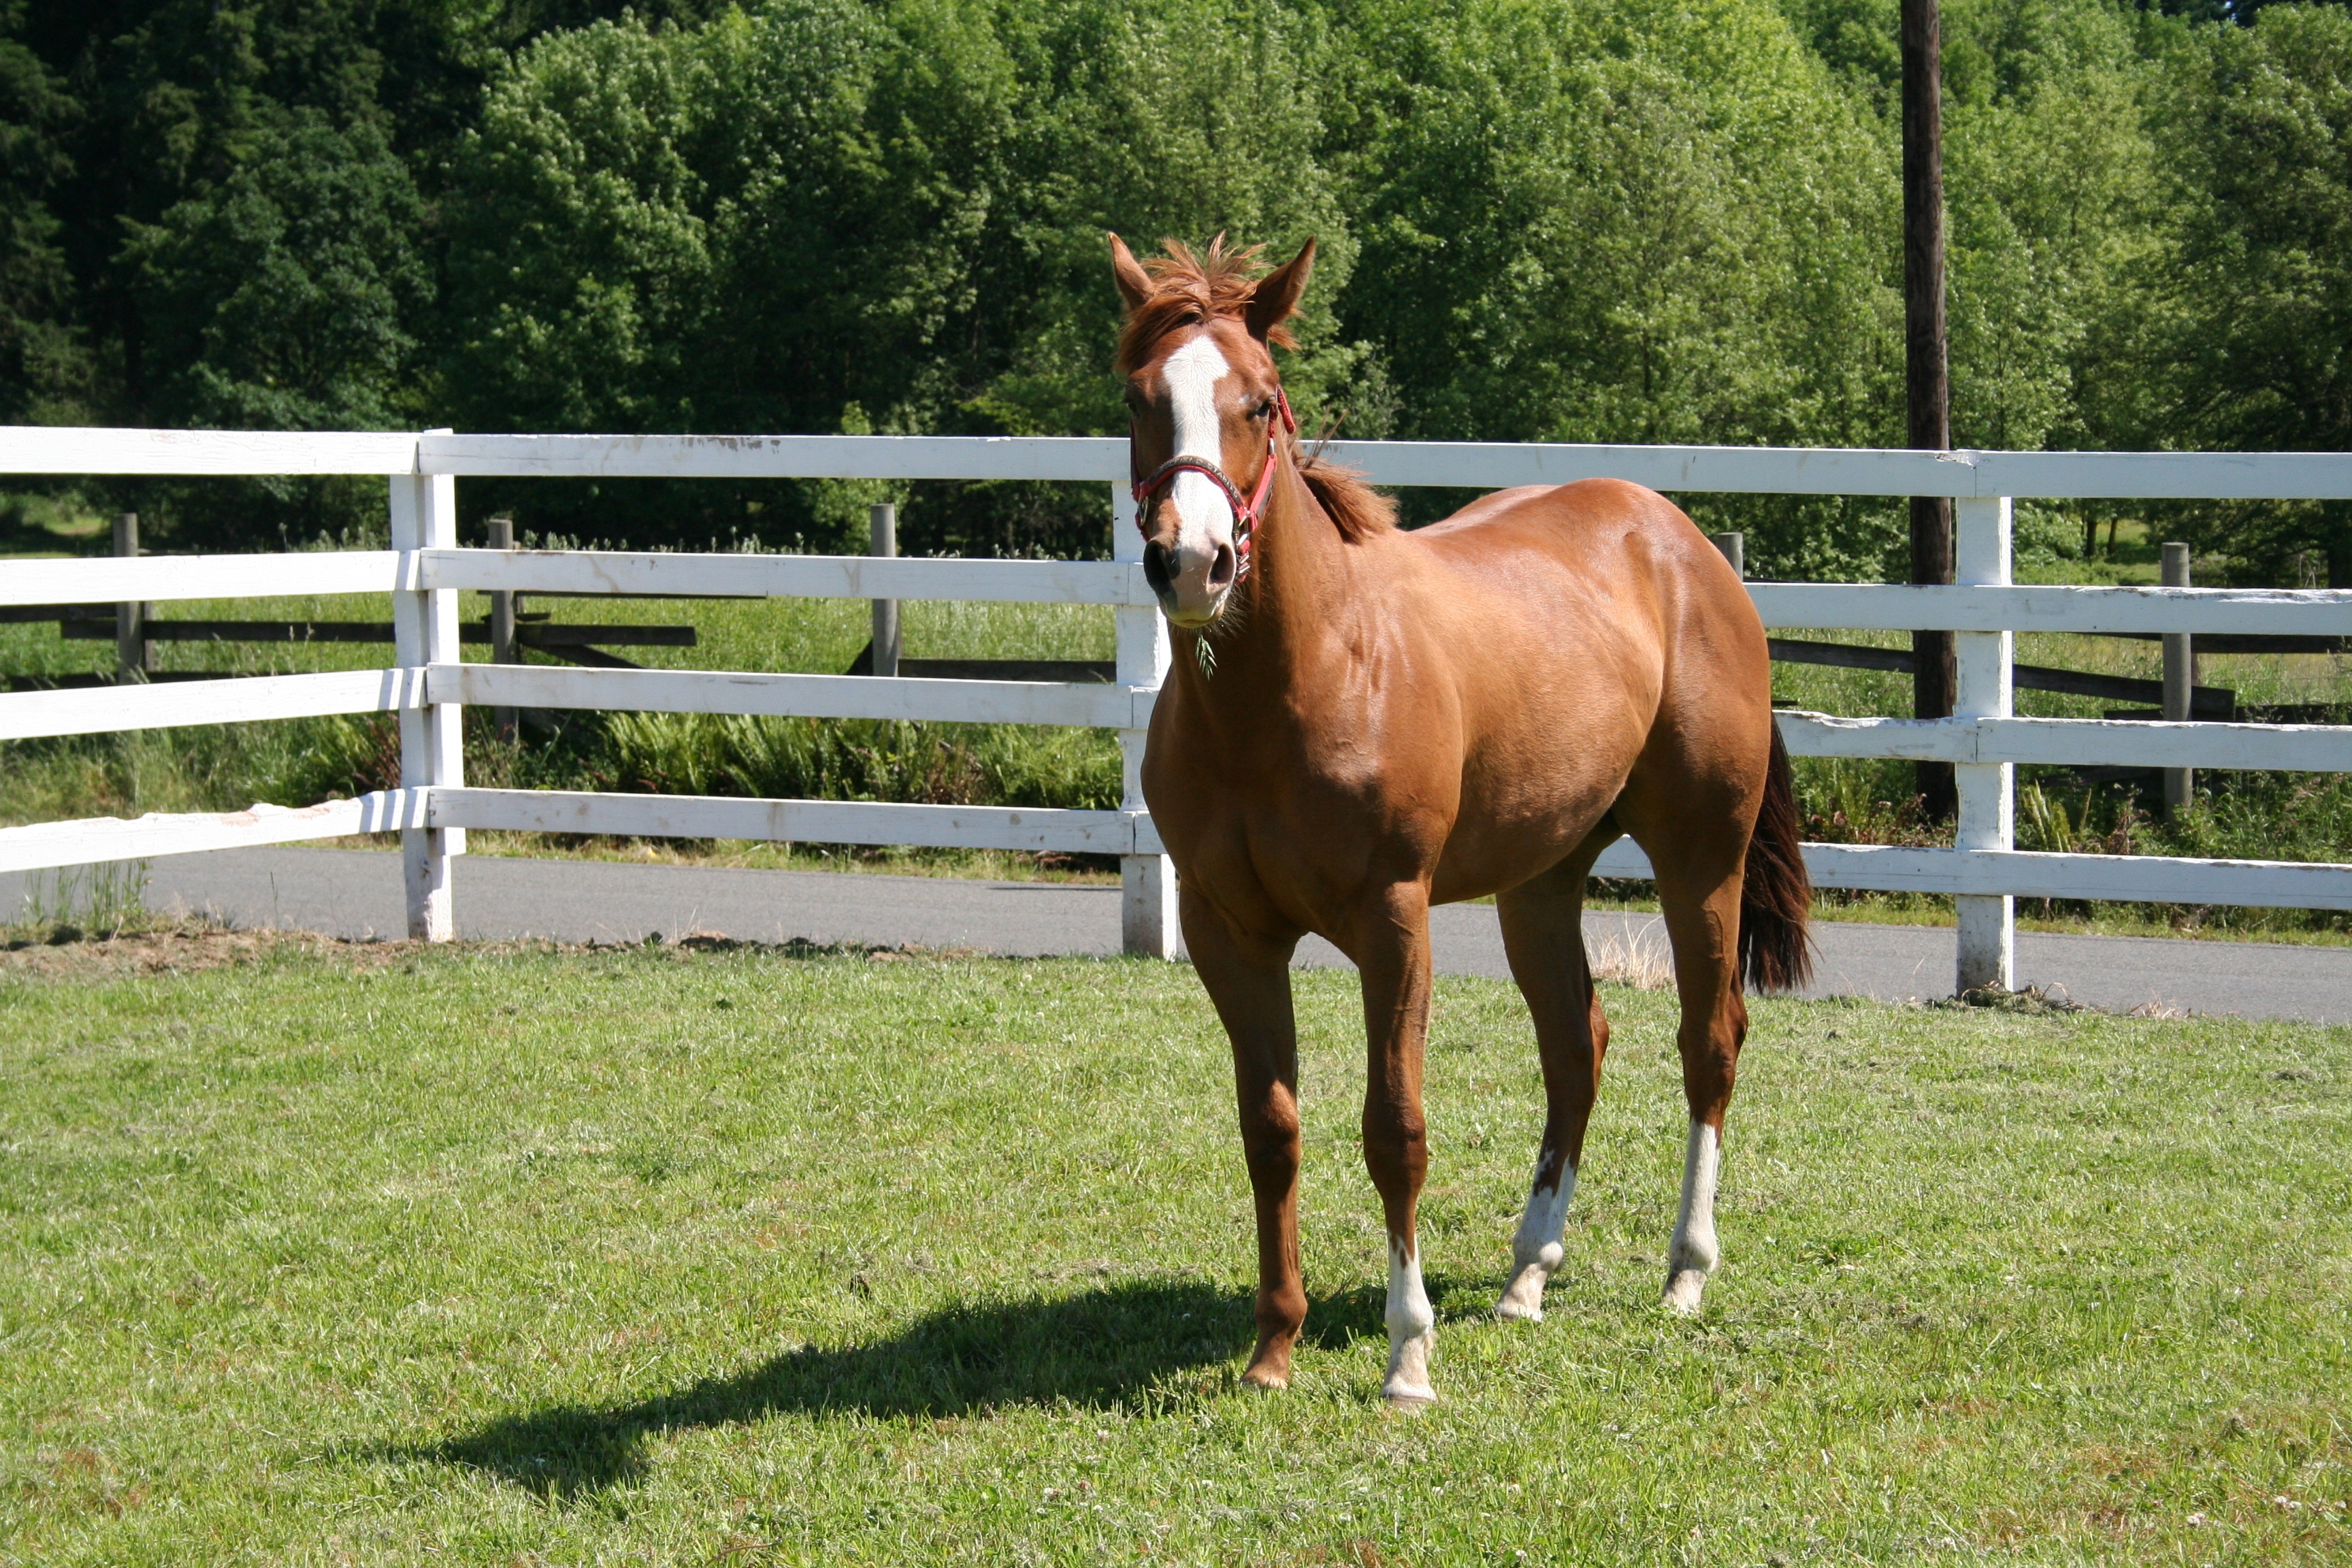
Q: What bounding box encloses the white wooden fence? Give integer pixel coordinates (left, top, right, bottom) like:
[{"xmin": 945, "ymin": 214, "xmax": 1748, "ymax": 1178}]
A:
[{"xmin": 4, "ymin": 426, "xmax": 2349, "ymax": 994}]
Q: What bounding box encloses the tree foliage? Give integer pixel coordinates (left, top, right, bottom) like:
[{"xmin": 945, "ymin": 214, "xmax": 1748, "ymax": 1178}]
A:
[
  {"xmin": 0, "ymin": 2, "xmax": 83, "ymax": 426},
  {"xmin": 439, "ymin": 0, "xmax": 1366, "ymax": 553},
  {"xmin": 0, "ymin": 0, "xmax": 2349, "ymax": 574},
  {"xmin": 2149, "ymin": 4, "xmax": 2352, "ymax": 581}
]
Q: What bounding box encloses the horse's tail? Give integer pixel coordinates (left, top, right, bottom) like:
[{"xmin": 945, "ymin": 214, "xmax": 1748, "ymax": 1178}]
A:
[{"xmin": 1740, "ymin": 717, "xmax": 1814, "ymax": 993}]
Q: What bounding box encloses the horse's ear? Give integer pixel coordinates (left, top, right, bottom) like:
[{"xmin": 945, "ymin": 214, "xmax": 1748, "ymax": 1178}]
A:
[
  {"xmin": 1108, "ymin": 233, "xmax": 1153, "ymax": 315},
  {"xmin": 1246, "ymin": 238, "xmax": 1316, "ymax": 342}
]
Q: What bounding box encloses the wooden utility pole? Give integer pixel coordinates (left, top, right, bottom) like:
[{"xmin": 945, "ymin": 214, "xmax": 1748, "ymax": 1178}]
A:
[{"xmin": 1904, "ymin": 0, "xmax": 1957, "ymax": 819}]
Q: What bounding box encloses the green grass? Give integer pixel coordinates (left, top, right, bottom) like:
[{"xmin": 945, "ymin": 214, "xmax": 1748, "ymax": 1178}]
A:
[{"xmin": 2, "ymin": 940, "xmax": 2348, "ymax": 1564}]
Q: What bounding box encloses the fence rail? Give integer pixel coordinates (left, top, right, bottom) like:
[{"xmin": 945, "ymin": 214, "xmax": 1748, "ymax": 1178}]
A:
[
  {"xmin": 3, "ymin": 425, "xmax": 2349, "ymax": 990},
  {"xmin": 10, "ymin": 425, "xmax": 2352, "ymax": 495}
]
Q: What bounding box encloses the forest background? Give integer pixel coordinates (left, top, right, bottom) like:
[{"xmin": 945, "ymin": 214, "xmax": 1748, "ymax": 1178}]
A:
[{"xmin": 3, "ymin": 0, "xmax": 2350, "ymax": 584}]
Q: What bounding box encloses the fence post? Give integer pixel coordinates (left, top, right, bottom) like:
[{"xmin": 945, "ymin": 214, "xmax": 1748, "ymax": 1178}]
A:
[
  {"xmin": 112, "ymin": 512, "xmax": 150, "ymax": 683},
  {"xmin": 2161, "ymin": 542, "xmax": 2193, "ymax": 813},
  {"xmin": 487, "ymin": 514, "xmax": 518, "ymax": 743},
  {"xmin": 1953, "ymin": 495, "xmax": 2014, "ymax": 994},
  {"xmin": 870, "ymin": 503, "xmax": 900, "ymax": 677},
  {"xmin": 391, "ymin": 436, "xmax": 464, "ymax": 941},
  {"xmin": 1709, "ymin": 531, "xmax": 1745, "ymax": 578},
  {"xmin": 1113, "ymin": 483, "xmax": 1177, "ymax": 957}
]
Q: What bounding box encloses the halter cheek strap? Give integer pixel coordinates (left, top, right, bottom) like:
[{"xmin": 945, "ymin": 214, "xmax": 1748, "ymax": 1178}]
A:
[{"xmin": 1130, "ymin": 387, "xmax": 1296, "ymax": 581}]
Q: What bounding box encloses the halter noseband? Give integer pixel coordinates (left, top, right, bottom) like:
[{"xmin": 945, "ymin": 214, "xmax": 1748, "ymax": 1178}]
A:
[{"xmin": 1130, "ymin": 386, "xmax": 1296, "ymax": 582}]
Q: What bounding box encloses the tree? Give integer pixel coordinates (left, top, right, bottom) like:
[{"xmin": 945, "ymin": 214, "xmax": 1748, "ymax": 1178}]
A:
[
  {"xmin": 2151, "ymin": 4, "xmax": 2352, "ymax": 584},
  {"xmin": 111, "ymin": 113, "xmax": 428, "ymax": 546},
  {"xmin": 440, "ymin": 0, "xmax": 1367, "ymax": 557},
  {"xmin": 1327, "ymin": 0, "xmax": 1905, "ymax": 576},
  {"xmin": 2, "ymin": 1, "xmax": 732, "ymax": 543},
  {"xmin": 0, "ymin": 2, "xmax": 86, "ymax": 425}
]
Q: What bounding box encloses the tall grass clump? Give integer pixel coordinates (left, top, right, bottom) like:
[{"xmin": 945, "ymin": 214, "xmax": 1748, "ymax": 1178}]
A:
[
  {"xmin": 7, "ymin": 860, "xmax": 154, "ymax": 943},
  {"xmin": 0, "ymin": 715, "xmax": 400, "ymax": 828},
  {"xmin": 2, "ymin": 708, "xmax": 1123, "ymax": 834},
  {"xmin": 599, "ymin": 713, "xmax": 1120, "ymax": 811}
]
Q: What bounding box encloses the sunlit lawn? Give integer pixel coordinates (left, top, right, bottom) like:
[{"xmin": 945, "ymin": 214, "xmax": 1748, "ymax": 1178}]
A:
[{"xmin": 1, "ymin": 938, "xmax": 2346, "ymax": 1564}]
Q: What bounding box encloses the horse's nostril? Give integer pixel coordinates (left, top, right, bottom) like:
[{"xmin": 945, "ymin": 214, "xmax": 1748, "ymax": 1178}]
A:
[
  {"xmin": 1208, "ymin": 542, "xmax": 1237, "ymax": 590},
  {"xmin": 1143, "ymin": 540, "xmax": 1175, "ymax": 598}
]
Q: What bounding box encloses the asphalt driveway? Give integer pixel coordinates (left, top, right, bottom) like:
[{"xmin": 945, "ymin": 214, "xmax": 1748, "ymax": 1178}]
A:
[{"xmin": 6, "ymin": 845, "xmax": 2344, "ymax": 1024}]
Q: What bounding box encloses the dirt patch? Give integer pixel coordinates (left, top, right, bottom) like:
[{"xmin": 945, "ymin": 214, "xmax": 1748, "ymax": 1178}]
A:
[
  {"xmin": 0, "ymin": 923, "xmax": 975, "ymax": 981},
  {"xmin": 0, "ymin": 923, "xmax": 416, "ymax": 979}
]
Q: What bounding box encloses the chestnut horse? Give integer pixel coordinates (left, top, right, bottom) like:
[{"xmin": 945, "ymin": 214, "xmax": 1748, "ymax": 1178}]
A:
[{"xmin": 1113, "ymin": 233, "xmax": 1812, "ymax": 1405}]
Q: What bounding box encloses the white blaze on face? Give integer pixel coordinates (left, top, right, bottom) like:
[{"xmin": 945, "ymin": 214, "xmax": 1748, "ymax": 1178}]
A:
[
  {"xmin": 1664, "ymin": 1119, "xmax": 1722, "ymax": 1314},
  {"xmin": 1158, "ymin": 333, "xmax": 1236, "ymax": 569}
]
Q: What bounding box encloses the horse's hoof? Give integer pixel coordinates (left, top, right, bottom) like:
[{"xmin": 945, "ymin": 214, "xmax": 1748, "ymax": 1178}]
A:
[
  {"xmin": 1662, "ymin": 1267, "xmax": 1708, "ymax": 1315},
  {"xmin": 1382, "ymin": 1330, "xmax": 1435, "ymax": 1407},
  {"xmin": 1496, "ymin": 1265, "xmax": 1548, "ymax": 1322},
  {"xmin": 1241, "ymin": 1367, "xmax": 1289, "ymax": 1392}
]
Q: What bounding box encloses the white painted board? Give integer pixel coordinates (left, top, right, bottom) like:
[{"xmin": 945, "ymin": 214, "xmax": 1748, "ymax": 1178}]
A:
[
  {"xmin": 420, "ymin": 433, "xmax": 1128, "ymax": 483},
  {"xmin": 1573, "ymin": 837, "xmax": 2349, "ymax": 909},
  {"xmin": 1324, "ymin": 440, "xmax": 2352, "ymax": 500},
  {"xmin": 419, "ymin": 796, "xmax": 2351, "ymax": 911},
  {"xmin": 0, "ymin": 790, "xmax": 425, "ymax": 872},
  {"xmin": 414, "ymin": 431, "xmax": 2352, "ymax": 500},
  {"xmin": 1, "ymin": 551, "xmax": 401, "ymax": 606},
  {"xmin": 419, "ymin": 548, "xmax": 1152, "ymax": 606},
  {"xmin": 0, "ymin": 668, "xmax": 423, "ymax": 741},
  {"xmin": 0, "ymin": 427, "xmax": 419, "ymax": 476},
  {"xmin": 429, "ymin": 787, "xmax": 1147, "ymax": 853},
  {"xmin": 434, "ymin": 664, "xmax": 1150, "ymax": 729},
  {"xmin": 1776, "ymin": 711, "xmax": 2352, "ymax": 771},
  {"xmin": 1751, "ymin": 583, "xmax": 2352, "ymax": 636},
  {"xmin": 10, "ymin": 426, "xmax": 2352, "ymax": 502},
  {"xmin": 1795, "ymin": 843, "xmax": 2352, "ymax": 909},
  {"xmin": 1328, "ymin": 441, "xmax": 1982, "ymax": 496}
]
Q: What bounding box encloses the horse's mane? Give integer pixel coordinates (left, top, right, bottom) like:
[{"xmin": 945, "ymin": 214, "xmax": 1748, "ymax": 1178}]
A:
[
  {"xmin": 1115, "ymin": 235, "xmax": 1396, "ymax": 544},
  {"xmin": 1295, "ymin": 446, "xmax": 1397, "ymax": 543}
]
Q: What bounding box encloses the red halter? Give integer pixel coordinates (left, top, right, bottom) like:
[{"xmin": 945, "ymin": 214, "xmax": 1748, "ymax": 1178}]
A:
[{"xmin": 1130, "ymin": 387, "xmax": 1296, "ymax": 582}]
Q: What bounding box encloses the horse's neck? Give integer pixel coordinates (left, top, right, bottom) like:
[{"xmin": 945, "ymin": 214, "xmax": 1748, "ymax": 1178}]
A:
[{"xmin": 1188, "ymin": 464, "xmax": 1357, "ymax": 694}]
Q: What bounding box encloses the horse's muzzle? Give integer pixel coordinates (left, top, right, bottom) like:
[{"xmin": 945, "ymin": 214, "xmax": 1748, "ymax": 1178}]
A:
[{"xmin": 1143, "ymin": 531, "xmax": 1237, "ymax": 626}]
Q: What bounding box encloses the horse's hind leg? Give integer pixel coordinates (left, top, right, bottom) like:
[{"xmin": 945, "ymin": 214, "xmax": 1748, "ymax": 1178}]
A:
[
  {"xmin": 1637, "ymin": 831, "xmax": 1751, "ymax": 1314},
  {"xmin": 1493, "ymin": 833, "xmax": 1616, "ymax": 1322}
]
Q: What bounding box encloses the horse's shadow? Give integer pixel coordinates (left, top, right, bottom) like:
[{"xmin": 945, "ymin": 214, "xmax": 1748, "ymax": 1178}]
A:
[
  {"xmin": 417, "ymin": 1279, "xmax": 1243, "ymax": 1498},
  {"xmin": 410, "ymin": 1273, "xmax": 1475, "ymax": 1500}
]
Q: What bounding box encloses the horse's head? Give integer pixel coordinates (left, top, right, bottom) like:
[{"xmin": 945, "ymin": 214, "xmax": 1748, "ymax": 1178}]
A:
[{"xmin": 1110, "ymin": 233, "xmax": 1314, "ymax": 627}]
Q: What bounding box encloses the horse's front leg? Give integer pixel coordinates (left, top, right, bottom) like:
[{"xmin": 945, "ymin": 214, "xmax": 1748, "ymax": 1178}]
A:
[
  {"xmin": 1352, "ymin": 881, "xmax": 1439, "ymax": 1406},
  {"xmin": 1180, "ymin": 885, "xmax": 1307, "ymax": 1389}
]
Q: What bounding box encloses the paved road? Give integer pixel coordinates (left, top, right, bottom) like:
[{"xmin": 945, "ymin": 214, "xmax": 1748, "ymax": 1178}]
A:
[{"xmin": 6, "ymin": 846, "xmax": 2347, "ymax": 1024}]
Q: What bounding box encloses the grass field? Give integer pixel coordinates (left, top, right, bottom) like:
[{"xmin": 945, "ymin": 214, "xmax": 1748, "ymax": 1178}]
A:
[{"xmin": 2, "ymin": 936, "xmax": 2347, "ymax": 1564}]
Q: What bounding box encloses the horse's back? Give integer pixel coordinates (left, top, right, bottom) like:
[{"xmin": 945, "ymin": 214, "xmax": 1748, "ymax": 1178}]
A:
[
  {"xmin": 1405, "ymin": 480, "xmax": 1771, "ymax": 878},
  {"xmin": 1401, "ymin": 477, "xmax": 1759, "ymax": 689},
  {"xmin": 1414, "ymin": 478, "xmax": 1724, "ymax": 587}
]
